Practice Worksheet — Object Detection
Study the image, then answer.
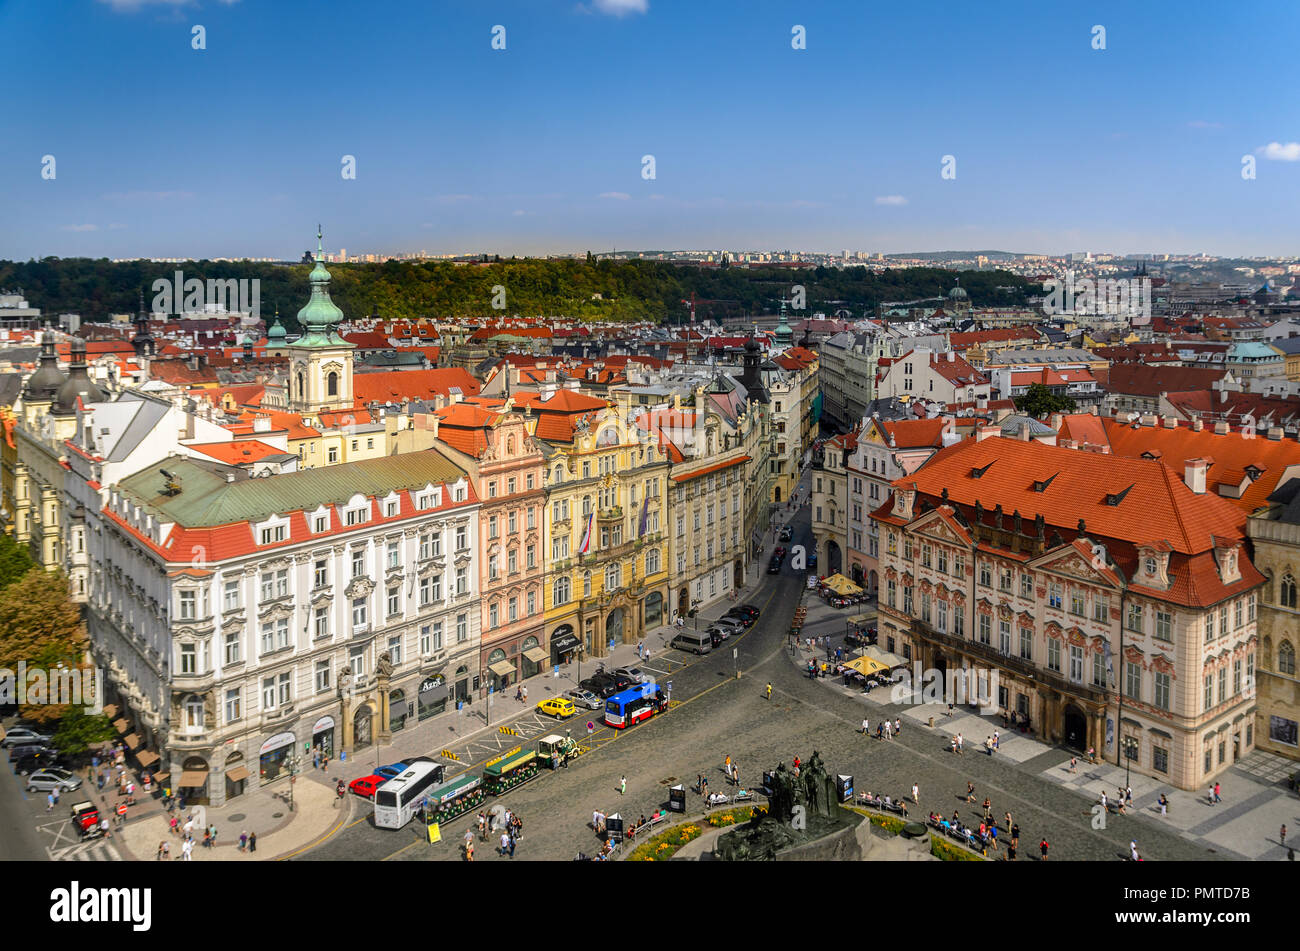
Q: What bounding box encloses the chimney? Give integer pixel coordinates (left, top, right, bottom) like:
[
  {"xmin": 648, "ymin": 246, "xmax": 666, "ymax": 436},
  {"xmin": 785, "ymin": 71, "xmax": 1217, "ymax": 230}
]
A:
[
  {"xmin": 1192, "ymin": 418, "xmax": 1203, "ymax": 432},
  {"xmin": 1162, "ymin": 415, "xmax": 1177, "ymax": 429},
  {"xmin": 1268, "ymin": 426, "xmax": 1283, "ymax": 441},
  {"xmin": 430, "ymin": 414, "xmax": 440, "ymax": 440},
  {"xmin": 1059, "ymin": 438, "xmax": 1076, "ymax": 450},
  {"xmin": 1214, "ymin": 421, "xmax": 1229, "ymax": 435},
  {"xmin": 947, "ymin": 351, "xmax": 955, "ymax": 362},
  {"xmin": 975, "ymin": 424, "xmax": 1000, "ymax": 443},
  {"xmin": 1184, "ymin": 458, "xmax": 1208, "ymax": 494}
]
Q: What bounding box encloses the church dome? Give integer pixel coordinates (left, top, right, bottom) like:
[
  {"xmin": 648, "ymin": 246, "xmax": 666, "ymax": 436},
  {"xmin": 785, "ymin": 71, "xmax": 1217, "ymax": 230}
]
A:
[
  {"xmin": 267, "ymin": 316, "xmax": 287, "ymax": 341},
  {"xmin": 53, "ymin": 338, "xmax": 104, "ymax": 414},
  {"xmin": 948, "ymin": 278, "xmax": 968, "ymax": 300},
  {"xmin": 24, "ymin": 329, "xmax": 66, "ymax": 402},
  {"xmin": 295, "ymin": 227, "xmax": 345, "ymax": 342}
]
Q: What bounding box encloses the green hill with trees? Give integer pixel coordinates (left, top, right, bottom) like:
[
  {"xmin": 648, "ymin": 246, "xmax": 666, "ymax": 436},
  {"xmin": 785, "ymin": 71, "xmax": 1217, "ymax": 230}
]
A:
[{"xmin": 0, "ymin": 257, "xmax": 1037, "ymax": 331}]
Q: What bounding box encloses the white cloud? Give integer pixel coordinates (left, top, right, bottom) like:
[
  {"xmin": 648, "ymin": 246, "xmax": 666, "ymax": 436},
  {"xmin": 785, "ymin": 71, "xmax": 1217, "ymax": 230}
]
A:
[
  {"xmin": 598, "ymin": 191, "xmax": 631, "ymax": 200},
  {"xmin": 1258, "ymin": 142, "xmax": 1300, "ymax": 161},
  {"xmin": 874, "ymin": 195, "xmax": 908, "ymax": 206},
  {"xmin": 61, "ymin": 224, "xmax": 99, "ymax": 232},
  {"xmin": 590, "ymin": 0, "xmax": 648, "ymax": 15}
]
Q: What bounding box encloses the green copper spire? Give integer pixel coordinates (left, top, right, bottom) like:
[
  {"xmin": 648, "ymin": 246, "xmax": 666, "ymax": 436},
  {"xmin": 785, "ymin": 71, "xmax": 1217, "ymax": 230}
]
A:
[
  {"xmin": 293, "ymin": 224, "xmax": 347, "ymax": 347},
  {"xmin": 774, "ymin": 297, "xmax": 793, "ymax": 348}
]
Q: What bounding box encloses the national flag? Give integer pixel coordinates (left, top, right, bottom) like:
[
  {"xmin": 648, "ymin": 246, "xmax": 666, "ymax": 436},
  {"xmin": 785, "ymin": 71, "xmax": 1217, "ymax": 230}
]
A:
[
  {"xmin": 638, "ymin": 496, "xmax": 649, "ymax": 538},
  {"xmin": 579, "ymin": 511, "xmax": 594, "ymax": 554}
]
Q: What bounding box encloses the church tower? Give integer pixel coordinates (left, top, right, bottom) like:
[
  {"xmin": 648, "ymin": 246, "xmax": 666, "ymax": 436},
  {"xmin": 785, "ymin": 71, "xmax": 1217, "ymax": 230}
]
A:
[{"xmin": 288, "ymin": 226, "xmax": 355, "ymax": 413}]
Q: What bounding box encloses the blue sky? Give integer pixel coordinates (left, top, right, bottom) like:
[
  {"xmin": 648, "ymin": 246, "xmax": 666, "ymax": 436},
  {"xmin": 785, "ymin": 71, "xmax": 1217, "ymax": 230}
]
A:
[{"xmin": 2, "ymin": 0, "xmax": 1299, "ymax": 259}]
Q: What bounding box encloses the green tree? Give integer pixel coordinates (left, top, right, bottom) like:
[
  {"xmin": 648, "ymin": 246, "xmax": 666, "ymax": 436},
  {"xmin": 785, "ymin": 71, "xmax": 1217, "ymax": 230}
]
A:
[
  {"xmin": 1014, "ymin": 382, "xmax": 1076, "ymax": 418},
  {"xmin": 0, "ymin": 568, "xmax": 88, "ymax": 724},
  {"xmin": 0, "ymin": 534, "xmax": 35, "ymax": 591},
  {"xmin": 52, "ymin": 708, "xmax": 116, "ymax": 757}
]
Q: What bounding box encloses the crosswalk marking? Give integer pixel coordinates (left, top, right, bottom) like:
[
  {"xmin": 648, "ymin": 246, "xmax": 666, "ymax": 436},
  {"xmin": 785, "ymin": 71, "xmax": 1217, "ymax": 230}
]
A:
[{"xmin": 50, "ymin": 839, "xmax": 122, "ymax": 862}]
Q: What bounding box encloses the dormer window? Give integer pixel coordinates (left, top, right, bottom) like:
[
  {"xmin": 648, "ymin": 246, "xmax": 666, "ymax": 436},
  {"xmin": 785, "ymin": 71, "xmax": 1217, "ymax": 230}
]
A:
[{"xmin": 1145, "ymin": 557, "xmax": 1157, "ymax": 576}]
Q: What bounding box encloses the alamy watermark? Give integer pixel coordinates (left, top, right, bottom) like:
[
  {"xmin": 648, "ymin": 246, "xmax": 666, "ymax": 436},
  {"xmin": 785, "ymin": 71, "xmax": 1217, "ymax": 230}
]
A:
[
  {"xmin": 0, "ymin": 663, "xmax": 104, "ymax": 714},
  {"xmin": 151, "ymin": 270, "xmax": 261, "ymax": 319},
  {"xmin": 888, "ymin": 662, "xmax": 1000, "ymax": 714},
  {"xmin": 1042, "ymin": 269, "xmax": 1150, "ymax": 324}
]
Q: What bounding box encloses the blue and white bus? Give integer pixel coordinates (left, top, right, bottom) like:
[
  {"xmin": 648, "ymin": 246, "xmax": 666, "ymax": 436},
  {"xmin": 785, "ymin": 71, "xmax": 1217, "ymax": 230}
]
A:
[
  {"xmin": 373, "ymin": 762, "xmax": 445, "ymax": 829},
  {"xmin": 604, "ymin": 682, "xmax": 666, "ymax": 729}
]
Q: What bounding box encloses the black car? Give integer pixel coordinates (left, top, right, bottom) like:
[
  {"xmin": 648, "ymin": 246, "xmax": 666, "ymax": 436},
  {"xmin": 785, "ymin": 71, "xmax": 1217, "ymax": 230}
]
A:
[
  {"xmin": 721, "ymin": 611, "xmax": 756, "ymax": 628},
  {"xmin": 779, "ymin": 526, "xmax": 793, "ymax": 542},
  {"xmin": 13, "ymin": 750, "xmax": 64, "ymax": 776},
  {"xmin": 707, "ymin": 629, "xmax": 725, "ymax": 648},
  {"xmin": 725, "ymin": 606, "xmax": 760, "ymax": 624},
  {"xmin": 740, "ymin": 603, "xmax": 762, "ymax": 615},
  {"xmin": 8, "ymin": 742, "xmax": 51, "ymax": 763},
  {"xmin": 766, "ymin": 559, "xmax": 782, "ymax": 575}
]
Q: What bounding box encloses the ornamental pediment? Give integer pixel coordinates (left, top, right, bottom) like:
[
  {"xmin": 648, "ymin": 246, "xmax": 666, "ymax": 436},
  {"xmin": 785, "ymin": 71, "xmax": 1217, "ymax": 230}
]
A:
[
  {"xmin": 257, "ymin": 600, "xmax": 294, "ymax": 623},
  {"xmin": 345, "ymin": 576, "xmax": 375, "ymax": 599}
]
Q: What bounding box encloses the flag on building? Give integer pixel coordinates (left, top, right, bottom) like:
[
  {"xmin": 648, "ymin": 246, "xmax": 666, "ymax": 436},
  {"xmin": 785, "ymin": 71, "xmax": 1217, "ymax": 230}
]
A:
[
  {"xmin": 638, "ymin": 496, "xmax": 649, "ymax": 538},
  {"xmin": 579, "ymin": 511, "xmax": 594, "ymax": 554}
]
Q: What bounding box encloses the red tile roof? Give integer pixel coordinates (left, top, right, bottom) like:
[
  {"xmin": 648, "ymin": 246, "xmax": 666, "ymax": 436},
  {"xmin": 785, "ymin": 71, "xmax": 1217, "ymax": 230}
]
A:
[
  {"xmin": 880, "ymin": 418, "xmax": 950, "ymax": 449},
  {"xmin": 1104, "ymin": 363, "xmax": 1228, "ymax": 397},
  {"xmin": 187, "ymin": 440, "xmax": 287, "ymax": 465},
  {"xmin": 352, "ymin": 368, "xmax": 481, "ymax": 404},
  {"xmin": 671, "ymin": 455, "xmax": 750, "ymax": 482}
]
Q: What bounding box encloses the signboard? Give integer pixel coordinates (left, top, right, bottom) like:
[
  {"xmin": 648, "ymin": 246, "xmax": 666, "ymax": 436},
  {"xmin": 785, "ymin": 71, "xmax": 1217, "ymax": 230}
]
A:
[
  {"xmin": 483, "ymin": 745, "xmax": 522, "ymax": 770},
  {"xmin": 427, "ymin": 822, "xmax": 441, "ymax": 845},
  {"xmin": 259, "ymin": 731, "xmax": 296, "ymax": 756},
  {"xmin": 312, "ymin": 716, "xmax": 335, "ymax": 734}
]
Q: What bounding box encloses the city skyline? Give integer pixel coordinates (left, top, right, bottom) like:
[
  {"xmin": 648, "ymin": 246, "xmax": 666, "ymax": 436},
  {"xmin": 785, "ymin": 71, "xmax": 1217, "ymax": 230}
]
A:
[{"xmin": 2, "ymin": 0, "xmax": 1299, "ymax": 259}]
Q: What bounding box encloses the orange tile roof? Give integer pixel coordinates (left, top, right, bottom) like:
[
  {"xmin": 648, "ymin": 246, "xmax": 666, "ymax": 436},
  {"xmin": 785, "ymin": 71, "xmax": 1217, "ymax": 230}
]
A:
[
  {"xmin": 1056, "ymin": 413, "xmax": 1110, "ymax": 448},
  {"xmin": 880, "ymin": 418, "xmax": 949, "ymax": 449},
  {"xmin": 352, "ymin": 368, "xmax": 481, "ymax": 404},
  {"xmin": 1101, "ymin": 418, "xmax": 1300, "ymax": 513},
  {"xmin": 671, "ymin": 455, "xmax": 750, "ymax": 482},
  {"xmin": 187, "ymin": 440, "xmax": 287, "ymax": 464}
]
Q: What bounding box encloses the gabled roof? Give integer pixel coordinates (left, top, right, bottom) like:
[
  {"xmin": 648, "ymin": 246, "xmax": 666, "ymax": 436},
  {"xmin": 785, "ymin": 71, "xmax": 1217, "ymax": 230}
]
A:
[
  {"xmin": 187, "ymin": 439, "xmax": 287, "ymax": 465},
  {"xmin": 352, "ymin": 368, "xmax": 481, "ymax": 404},
  {"xmin": 879, "ymin": 418, "xmax": 950, "ymax": 449}
]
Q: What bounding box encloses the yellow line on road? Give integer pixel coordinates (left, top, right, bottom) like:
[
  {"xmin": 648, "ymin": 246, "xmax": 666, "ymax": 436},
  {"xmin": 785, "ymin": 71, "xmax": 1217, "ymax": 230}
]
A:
[{"xmin": 368, "ymin": 582, "xmax": 795, "ymax": 863}]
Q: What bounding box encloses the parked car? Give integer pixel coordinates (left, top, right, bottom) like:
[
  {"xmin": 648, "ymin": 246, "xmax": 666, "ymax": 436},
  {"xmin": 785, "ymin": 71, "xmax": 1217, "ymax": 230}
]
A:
[
  {"xmin": 704, "ymin": 624, "xmax": 731, "ymax": 641},
  {"xmin": 713, "ymin": 617, "xmax": 746, "ymax": 633},
  {"xmin": 725, "ymin": 605, "xmax": 760, "ymax": 623},
  {"xmin": 739, "ymin": 603, "xmax": 762, "ymax": 617},
  {"xmin": 26, "ymin": 768, "xmax": 81, "ymax": 794},
  {"xmin": 349, "ymin": 775, "xmax": 385, "ymax": 800},
  {"xmin": 8, "ymin": 742, "xmax": 51, "ymax": 763},
  {"xmin": 808, "ymin": 552, "xmax": 818, "ymax": 570},
  {"xmin": 706, "ymin": 629, "xmax": 725, "ymax": 648},
  {"xmin": 779, "ymin": 526, "xmax": 793, "ymax": 542},
  {"xmin": 537, "ymin": 697, "xmax": 576, "ymax": 719},
  {"xmin": 565, "ymin": 688, "xmax": 604, "ymax": 710},
  {"xmin": 1, "ymin": 727, "xmax": 53, "ymax": 748},
  {"xmin": 774, "ymin": 546, "xmax": 787, "ymax": 559},
  {"xmin": 767, "ymin": 559, "xmax": 782, "ymax": 575},
  {"xmin": 374, "ymin": 763, "xmax": 409, "ymax": 781},
  {"xmin": 13, "ymin": 750, "xmax": 64, "ymax": 776},
  {"xmin": 613, "ymin": 666, "xmax": 650, "ymax": 684}
]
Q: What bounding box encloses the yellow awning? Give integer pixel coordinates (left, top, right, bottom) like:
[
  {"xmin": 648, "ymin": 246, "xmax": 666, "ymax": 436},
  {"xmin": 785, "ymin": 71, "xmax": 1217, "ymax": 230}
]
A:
[
  {"xmin": 843, "ymin": 655, "xmax": 889, "ymax": 677},
  {"xmin": 522, "ymin": 647, "xmax": 548, "ymax": 663},
  {"xmin": 822, "ymin": 574, "xmax": 862, "ymax": 596},
  {"xmin": 489, "ymin": 660, "xmax": 516, "ymax": 677}
]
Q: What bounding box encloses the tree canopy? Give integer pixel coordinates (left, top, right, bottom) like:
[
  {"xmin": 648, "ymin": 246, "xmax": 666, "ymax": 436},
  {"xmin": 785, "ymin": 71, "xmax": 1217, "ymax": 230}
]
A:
[
  {"xmin": 1013, "ymin": 382, "xmax": 1076, "ymax": 418},
  {"xmin": 0, "ymin": 568, "xmax": 89, "ymax": 724}
]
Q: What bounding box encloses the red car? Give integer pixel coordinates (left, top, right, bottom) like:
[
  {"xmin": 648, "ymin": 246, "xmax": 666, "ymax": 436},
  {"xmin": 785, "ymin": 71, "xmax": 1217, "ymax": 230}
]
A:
[{"xmin": 349, "ymin": 775, "xmax": 386, "ymax": 800}]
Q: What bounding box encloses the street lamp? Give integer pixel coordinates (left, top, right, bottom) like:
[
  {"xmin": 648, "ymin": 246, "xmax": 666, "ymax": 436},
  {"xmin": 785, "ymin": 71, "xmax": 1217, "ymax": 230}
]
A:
[
  {"xmin": 1122, "ymin": 736, "xmax": 1138, "ymax": 788},
  {"xmin": 284, "ymin": 750, "xmax": 302, "ymax": 812}
]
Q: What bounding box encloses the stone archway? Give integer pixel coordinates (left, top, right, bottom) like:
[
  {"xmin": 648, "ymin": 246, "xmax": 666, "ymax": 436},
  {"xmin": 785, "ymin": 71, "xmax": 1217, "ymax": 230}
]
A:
[
  {"xmin": 678, "ymin": 587, "xmax": 690, "ymax": 617},
  {"xmin": 606, "ymin": 606, "xmax": 625, "ymax": 646},
  {"xmin": 353, "ymin": 704, "xmax": 373, "ymax": 750},
  {"xmin": 825, "ymin": 539, "xmax": 843, "ymax": 575},
  {"xmin": 1063, "ymin": 704, "xmax": 1087, "ymax": 751},
  {"xmin": 868, "ymin": 569, "xmax": 878, "ymax": 596}
]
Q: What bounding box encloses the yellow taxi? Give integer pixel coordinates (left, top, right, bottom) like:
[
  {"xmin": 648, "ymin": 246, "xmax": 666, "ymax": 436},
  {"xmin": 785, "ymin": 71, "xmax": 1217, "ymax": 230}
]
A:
[{"xmin": 537, "ymin": 697, "xmax": 576, "ymax": 719}]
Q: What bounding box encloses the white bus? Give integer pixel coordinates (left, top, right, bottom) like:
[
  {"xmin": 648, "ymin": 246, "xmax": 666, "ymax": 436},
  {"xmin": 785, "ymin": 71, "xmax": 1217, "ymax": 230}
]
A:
[{"xmin": 373, "ymin": 762, "xmax": 445, "ymax": 829}]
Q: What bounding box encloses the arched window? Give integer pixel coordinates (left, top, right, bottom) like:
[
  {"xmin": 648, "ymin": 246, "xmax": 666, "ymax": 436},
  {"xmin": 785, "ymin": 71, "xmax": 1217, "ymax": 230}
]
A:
[
  {"xmin": 296, "ymin": 372, "xmax": 304, "ymax": 397},
  {"xmin": 1280, "ymin": 640, "xmax": 1297, "ymax": 676},
  {"xmin": 553, "ymin": 465, "xmax": 563, "ymax": 484},
  {"xmin": 507, "ymin": 436, "xmax": 516, "ymax": 454},
  {"xmin": 646, "ymin": 547, "xmax": 660, "ymax": 575},
  {"xmin": 1282, "ymin": 573, "xmax": 1297, "ymax": 609},
  {"xmin": 583, "ymin": 572, "xmax": 592, "ymax": 598},
  {"xmin": 553, "ymin": 577, "xmax": 570, "ymax": 605},
  {"xmin": 605, "ymin": 564, "xmax": 621, "ymax": 590},
  {"xmin": 327, "ymin": 371, "xmax": 339, "ymax": 397}
]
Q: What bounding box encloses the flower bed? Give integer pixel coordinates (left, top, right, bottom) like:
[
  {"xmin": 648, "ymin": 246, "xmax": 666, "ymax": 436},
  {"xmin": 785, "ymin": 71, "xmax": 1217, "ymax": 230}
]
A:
[{"xmin": 627, "ymin": 822, "xmax": 705, "ymax": 861}]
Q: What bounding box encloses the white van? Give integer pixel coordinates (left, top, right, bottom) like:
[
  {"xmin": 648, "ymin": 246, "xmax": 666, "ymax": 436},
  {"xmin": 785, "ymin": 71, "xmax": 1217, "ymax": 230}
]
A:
[{"xmin": 670, "ymin": 630, "xmax": 713, "ymax": 655}]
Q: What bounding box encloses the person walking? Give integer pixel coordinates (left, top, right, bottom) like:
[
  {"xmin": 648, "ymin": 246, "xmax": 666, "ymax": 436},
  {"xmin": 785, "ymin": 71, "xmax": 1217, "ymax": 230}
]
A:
[
  {"xmin": 499, "ymin": 831, "xmax": 510, "ymax": 857},
  {"xmin": 1039, "ymin": 838, "xmax": 1049, "ymax": 861},
  {"xmin": 1010, "ymin": 822, "xmax": 1020, "ymax": 851},
  {"xmin": 1130, "ymin": 839, "xmax": 1140, "ymax": 862},
  {"xmin": 508, "ymin": 833, "xmax": 517, "ymax": 858},
  {"xmin": 156, "ymin": 841, "xmax": 166, "ymax": 861},
  {"xmin": 1158, "ymin": 794, "xmax": 1167, "ymax": 817},
  {"xmin": 465, "ymin": 837, "xmax": 474, "ymax": 862},
  {"xmin": 862, "ymin": 718, "xmax": 869, "ymax": 736},
  {"xmin": 883, "ymin": 720, "xmax": 892, "ymax": 740},
  {"xmin": 765, "ymin": 683, "xmax": 773, "ymax": 700},
  {"xmin": 1069, "ymin": 756, "xmax": 1077, "ymax": 773},
  {"xmin": 182, "ymin": 837, "xmax": 194, "ymax": 861},
  {"xmin": 985, "ymin": 736, "xmax": 994, "ymax": 756},
  {"xmin": 202, "ymin": 828, "xmax": 211, "ymax": 849},
  {"xmin": 239, "ymin": 831, "xmax": 248, "ymax": 852},
  {"xmin": 46, "ymin": 791, "xmax": 54, "ymax": 812},
  {"xmin": 911, "ymin": 783, "xmax": 919, "ymax": 804},
  {"xmin": 1213, "ymin": 781, "xmax": 1221, "ymax": 804},
  {"xmin": 619, "ymin": 776, "xmax": 626, "ymax": 796},
  {"xmin": 966, "ymin": 782, "xmax": 976, "ymax": 803},
  {"xmin": 248, "ymin": 831, "xmax": 256, "ymax": 853},
  {"xmin": 894, "ymin": 717, "xmax": 901, "ymax": 736},
  {"xmin": 992, "ymin": 730, "xmax": 999, "ymax": 750},
  {"xmin": 724, "ymin": 754, "xmax": 732, "ymax": 780},
  {"xmin": 1282, "ymin": 824, "xmax": 1288, "ymax": 846},
  {"xmin": 957, "ymin": 733, "xmax": 964, "ymax": 754}
]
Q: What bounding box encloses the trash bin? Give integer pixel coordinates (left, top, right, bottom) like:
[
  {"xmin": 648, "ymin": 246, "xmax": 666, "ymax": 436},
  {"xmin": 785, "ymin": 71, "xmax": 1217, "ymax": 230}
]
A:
[
  {"xmin": 928, "ymin": 715, "xmax": 935, "ymax": 728},
  {"xmin": 606, "ymin": 814, "xmax": 624, "ymax": 843},
  {"xmin": 668, "ymin": 784, "xmax": 686, "ymax": 812},
  {"xmin": 836, "ymin": 774, "xmax": 854, "ymax": 803}
]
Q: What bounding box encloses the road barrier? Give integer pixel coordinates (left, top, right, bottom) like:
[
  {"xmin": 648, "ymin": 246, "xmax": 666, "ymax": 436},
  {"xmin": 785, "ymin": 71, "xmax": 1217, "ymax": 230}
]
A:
[
  {"xmin": 498, "ymin": 726, "xmax": 519, "ymax": 736},
  {"xmin": 440, "ymin": 749, "xmax": 461, "ymax": 762}
]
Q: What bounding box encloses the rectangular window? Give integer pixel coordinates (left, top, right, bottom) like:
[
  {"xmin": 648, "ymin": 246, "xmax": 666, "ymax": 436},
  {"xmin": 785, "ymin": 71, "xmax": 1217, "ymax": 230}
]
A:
[
  {"xmin": 999, "ymin": 568, "xmax": 1013, "ymax": 593},
  {"xmin": 420, "ymin": 625, "xmax": 432, "ymax": 656},
  {"xmin": 1234, "ymin": 598, "xmax": 1243, "ymax": 629},
  {"xmin": 1204, "ymin": 672, "xmax": 1214, "ymax": 712},
  {"xmin": 953, "ymin": 609, "xmax": 964, "ymax": 637},
  {"xmin": 1155, "ymin": 671, "xmax": 1170, "ymax": 711},
  {"xmin": 937, "ymin": 599, "xmax": 948, "ymax": 633},
  {"xmin": 979, "ymin": 564, "xmax": 991, "ymax": 588},
  {"xmin": 1153, "ymin": 747, "xmax": 1168, "ymax": 774},
  {"xmin": 1021, "ymin": 574, "xmax": 1034, "ymax": 598},
  {"xmin": 527, "ymin": 590, "xmax": 536, "ymax": 615},
  {"xmin": 456, "ymin": 527, "xmax": 468, "ymax": 550},
  {"xmin": 387, "ymin": 586, "xmax": 400, "ymax": 617},
  {"xmin": 223, "ymin": 580, "xmax": 240, "ymax": 612},
  {"xmin": 937, "ymin": 549, "xmax": 948, "ymax": 574},
  {"xmin": 1093, "ymin": 595, "xmax": 1108, "ymax": 623},
  {"xmin": 179, "ymin": 590, "xmax": 196, "ymax": 620},
  {"xmin": 277, "ymin": 671, "xmax": 291, "ymax": 706},
  {"xmin": 314, "ymin": 605, "xmax": 329, "ymax": 638},
  {"xmin": 1126, "ymin": 603, "xmax": 1143, "ymax": 634},
  {"xmin": 1069, "ymin": 644, "xmax": 1083, "ymax": 683},
  {"xmin": 388, "ymin": 635, "xmax": 403, "ymax": 667},
  {"xmin": 419, "ymin": 576, "xmax": 431, "ymax": 606},
  {"xmin": 457, "ymin": 614, "xmax": 468, "ymax": 642},
  {"xmin": 1047, "ymin": 638, "xmax": 1060, "ymax": 672},
  {"xmin": 978, "ymin": 614, "xmax": 991, "ymax": 645},
  {"xmin": 1092, "ymin": 651, "xmax": 1106, "ymax": 687},
  {"xmin": 314, "ymin": 514, "xmax": 329, "ymax": 533},
  {"xmin": 489, "ymin": 602, "xmax": 499, "ymax": 629},
  {"xmin": 352, "ymin": 550, "xmax": 365, "ymax": 579},
  {"xmin": 386, "ymin": 540, "xmax": 400, "ymax": 570},
  {"xmin": 488, "ymin": 516, "xmax": 498, "ymax": 539},
  {"xmin": 224, "ymin": 629, "xmax": 241, "ymax": 665},
  {"xmin": 315, "ymin": 660, "xmax": 331, "ymax": 693},
  {"xmin": 352, "ymin": 598, "xmax": 368, "ymax": 629},
  {"xmin": 456, "ymin": 567, "xmax": 468, "ymax": 595},
  {"xmin": 1125, "ymin": 661, "xmax": 1141, "ymax": 700},
  {"xmin": 1155, "ymin": 611, "xmax": 1172, "ymax": 642},
  {"xmin": 1048, "ymin": 582, "xmax": 1062, "ymax": 610},
  {"xmin": 262, "ymin": 677, "xmax": 276, "ymax": 710},
  {"xmin": 1233, "ymin": 658, "xmax": 1242, "ymax": 696},
  {"xmin": 180, "ymin": 643, "xmax": 196, "ymax": 674},
  {"xmin": 1019, "ymin": 627, "xmax": 1032, "ymax": 661},
  {"xmin": 508, "ymin": 511, "xmax": 517, "ymax": 535},
  {"xmin": 225, "ymin": 689, "xmax": 241, "ymax": 723},
  {"xmin": 1070, "ymin": 591, "xmax": 1085, "ymax": 617},
  {"xmin": 998, "ymin": 619, "xmax": 1011, "ymax": 654},
  {"xmin": 351, "ymin": 648, "xmax": 367, "ymax": 680}
]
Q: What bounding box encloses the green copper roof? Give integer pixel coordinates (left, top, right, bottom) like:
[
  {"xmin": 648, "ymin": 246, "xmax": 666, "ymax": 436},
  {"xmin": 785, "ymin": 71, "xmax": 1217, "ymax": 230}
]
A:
[
  {"xmin": 267, "ymin": 316, "xmax": 287, "ymax": 341},
  {"xmin": 293, "ymin": 225, "xmax": 350, "ymax": 348},
  {"xmin": 117, "ymin": 451, "xmax": 469, "ymax": 528}
]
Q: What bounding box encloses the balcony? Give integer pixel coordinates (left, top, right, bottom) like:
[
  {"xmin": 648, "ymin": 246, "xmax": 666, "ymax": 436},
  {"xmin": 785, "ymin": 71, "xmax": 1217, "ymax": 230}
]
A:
[
  {"xmin": 912, "ymin": 619, "xmax": 1108, "ymax": 705},
  {"xmin": 598, "ymin": 506, "xmax": 623, "ymax": 522}
]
